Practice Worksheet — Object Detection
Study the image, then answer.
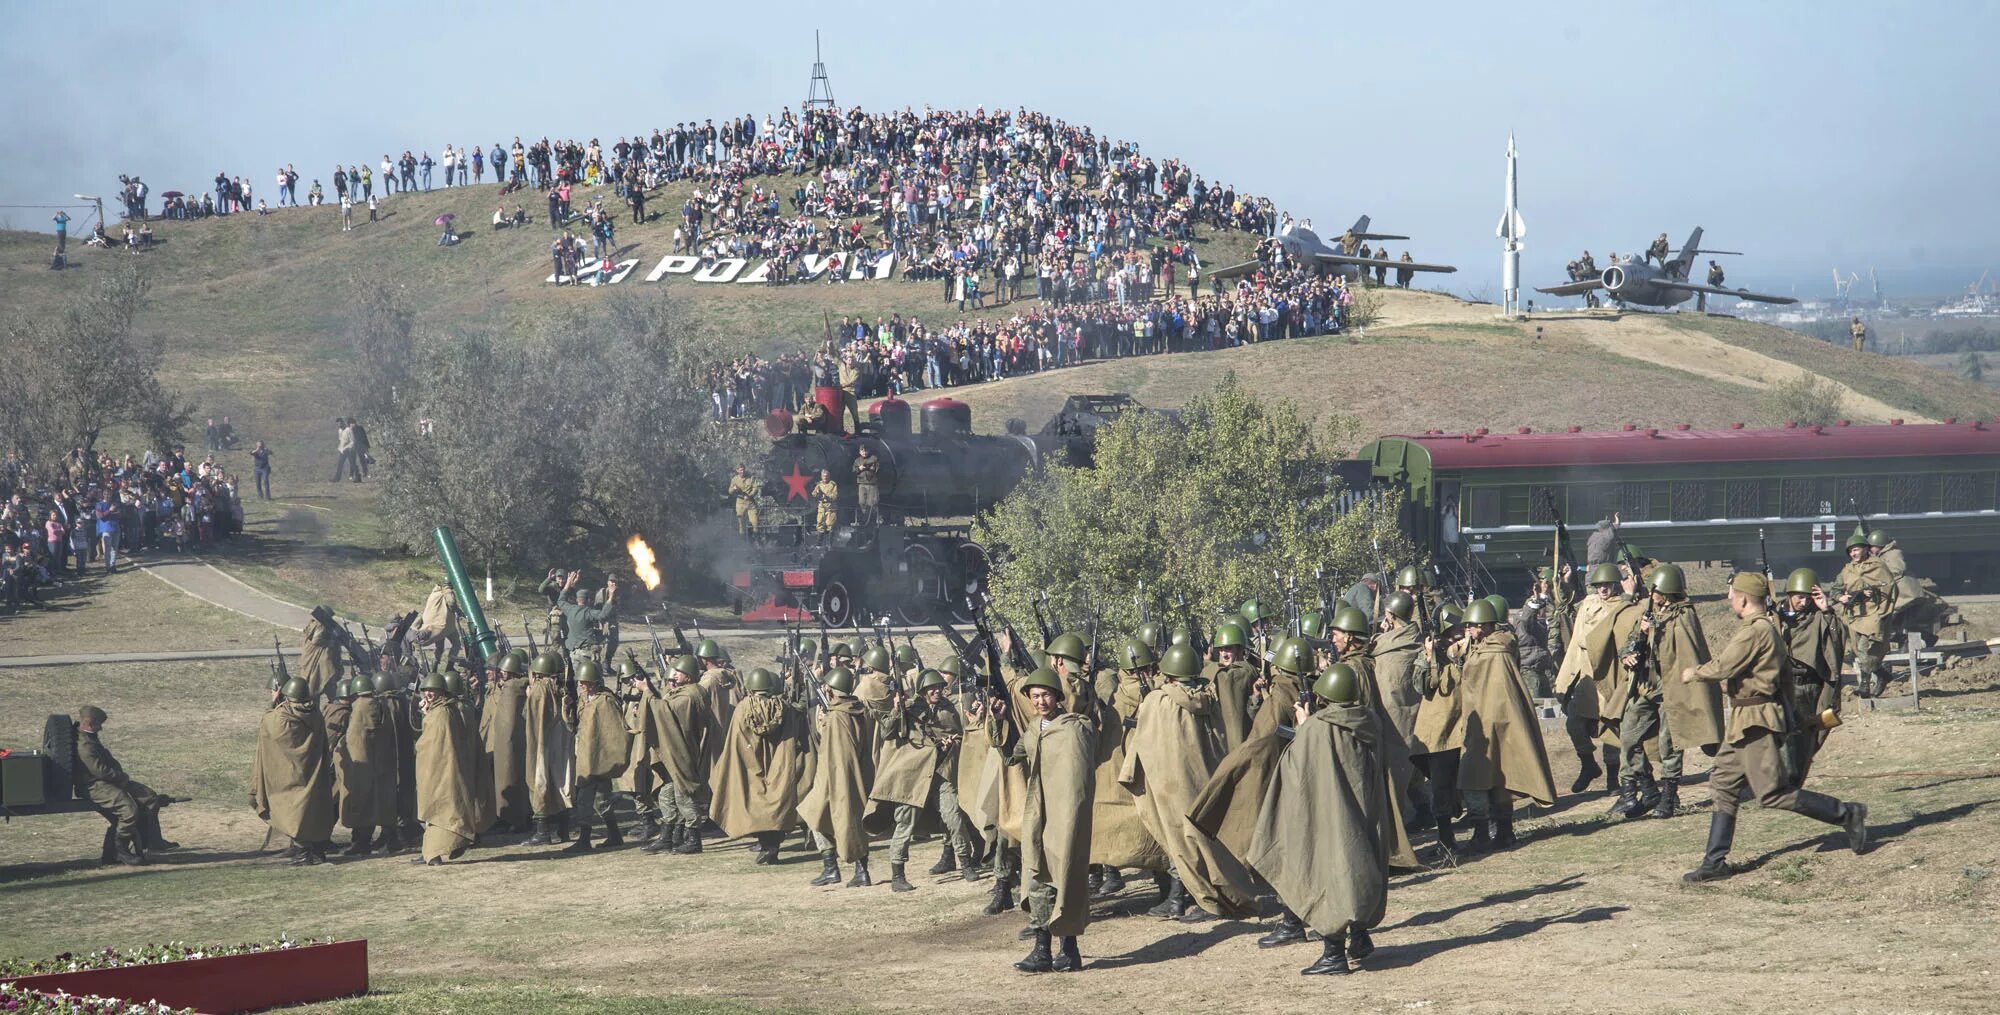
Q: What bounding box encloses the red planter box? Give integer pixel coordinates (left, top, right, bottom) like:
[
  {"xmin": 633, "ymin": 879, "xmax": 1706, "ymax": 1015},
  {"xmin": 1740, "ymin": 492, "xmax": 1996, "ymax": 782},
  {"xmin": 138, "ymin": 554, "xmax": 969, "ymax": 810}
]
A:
[{"xmin": 2, "ymin": 939, "xmax": 367, "ymax": 1013}]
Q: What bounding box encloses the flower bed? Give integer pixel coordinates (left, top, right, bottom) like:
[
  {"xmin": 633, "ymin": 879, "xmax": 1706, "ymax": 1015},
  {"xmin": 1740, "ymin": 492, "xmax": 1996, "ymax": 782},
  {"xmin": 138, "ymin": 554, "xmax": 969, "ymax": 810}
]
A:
[
  {"xmin": 0, "ymin": 981, "xmax": 195, "ymax": 1013},
  {"xmin": 1, "ymin": 939, "xmax": 366, "ymax": 1015}
]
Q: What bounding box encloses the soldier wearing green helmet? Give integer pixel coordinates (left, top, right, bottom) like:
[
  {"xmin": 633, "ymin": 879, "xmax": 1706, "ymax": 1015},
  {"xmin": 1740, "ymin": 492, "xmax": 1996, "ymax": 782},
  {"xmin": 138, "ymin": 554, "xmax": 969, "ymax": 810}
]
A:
[
  {"xmin": 1134, "ymin": 621, "xmax": 1165, "ymax": 654},
  {"xmin": 481, "ymin": 645, "xmax": 532, "ymax": 835},
  {"xmin": 410, "ymin": 665, "xmax": 478, "ymax": 867},
  {"xmin": 1043, "ymin": 630, "xmax": 1148, "ymax": 903},
  {"xmin": 1552, "ymin": 562, "xmax": 1643, "ymax": 797},
  {"xmin": 1408, "ymin": 598, "xmax": 1469, "ymax": 861},
  {"xmin": 1453, "ymin": 596, "xmax": 1558, "ymax": 854},
  {"xmin": 711, "ymin": 665, "xmax": 809, "ymax": 866},
  {"xmin": 1209, "ymin": 621, "xmax": 1257, "ymax": 751},
  {"xmin": 253, "ymin": 674, "xmax": 336, "ymax": 866},
  {"xmin": 1606, "ymin": 563, "xmax": 1722, "ymax": 821},
  {"xmin": 1009, "ymin": 665, "xmax": 1096, "ymax": 975},
  {"xmin": 1368, "ymin": 587, "xmax": 1428, "ymax": 824},
  {"xmin": 1248, "ymin": 635, "xmax": 1312, "ymax": 740},
  {"xmin": 872, "ymin": 663, "xmax": 975, "ymax": 893},
  {"xmin": 562, "ymin": 657, "xmax": 632, "ymax": 853},
  {"xmin": 696, "ymin": 640, "xmax": 746, "ymax": 772},
  {"xmin": 1121, "ymin": 639, "xmax": 1225, "ymax": 922},
  {"xmin": 856, "ymin": 644, "xmax": 899, "ymax": 720},
  {"xmin": 336, "ymin": 669, "xmax": 399, "ymax": 857},
  {"xmin": 800, "ymin": 664, "xmax": 877, "ymax": 888},
  {"xmin": 612, "ymin": 656, "xmax": 663, "ymax": 845},
  {"xmin": 1834, "ymin": 525, "xmax": 1900, "ymax": 697},
  {"xmin": 643, "ymin": 646, "xmax": 718, "ymax": 857},
  {"xmin": 520, "ymin": 649, "xmax": 575, "ymax": 847},
  {"xmin": 1777, "ymin": 568, "xmax": 1846, "ymax": 782}
]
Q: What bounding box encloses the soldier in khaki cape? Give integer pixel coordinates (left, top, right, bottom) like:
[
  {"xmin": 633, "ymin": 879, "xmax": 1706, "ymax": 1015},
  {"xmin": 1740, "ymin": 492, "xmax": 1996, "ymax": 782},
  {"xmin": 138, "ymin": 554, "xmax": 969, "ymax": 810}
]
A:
[
  {"xmin": 410, "ymin": 671, "xmax": 480, "ymax": 866},
  {"xmin": 564, "ymin": 659, "xmax": 631, "ymax": 852},
  {"xmin": 1553, "ymin": 564, "xmax": 1642, "ymax": 796},
  {"xmin": 1613, "ymin": 564, "xmax": 1723, "ymax": 820},
  {"xmin": 520, "ymin": 650, "xmax": 576, "ymax": 846},
  {"xmin": 811, "ymin": 469, "xmax": 840, "ymax": 542},
  {"xmin": 1777, "ymin": 568, "xmax": 1846, "ymax": 781},
  {"xmin": 711, "ymin": 668, "xmax": 809, "ymax": 864},
  {"xmin": 613, "ymin": 658, "xmax": 663, "ymax": 845},
  {"xmin": 1010, "ymin": 668, "xmax": 1096, "ymax": 975},
  {"xmin": 479, "ymin": 650, "xmax": 531, "ymax": 833},
  {"xmin": 252, "ymin": 678, "xmax": 337, "ymax": 866},
  {"xmin": 800, "ymin": 666, "xmax": 878, "ymax": 887},
  {"xmin": 338, "ymin": 675, "xmax": 401, "ymax": 855},
  {"xmin": 1120, "ymin": 642, "xmax": 1226, "ymax": 922},
  {"xmin": 300, "ymin": 605, "xmax": 344, "ymax": 699},
  {"xmin": 1370, "ymin": 593, "xmax": 1428, "ymax": 811},
  {"xmin": 1454, "ymin": 599, "xmax": 1559, "ymax": 853},
  {"xmin": 1410, "ymin": 602, "xmax": 1467, "ymax": 859},
  {"xmin": 872, "ymin": 669, "xmax": 976, "ymax": 892},
  {"xmin": 73, "ymin": 705, "xmax": 176, "ymax": 866},
  {"xmin": 644, "ymin": 654, "xmax": 717, "ymax": 855},
  {"xmin": 1208, "ymin": 622, "xmax": 1257, "ymax": 751},
  {"xmin": 695, "ymin": 639, "xmax": 745, "ymax": 765},
  {"xmin": 1046, "ymin": 631, "xmax": 1152, "ymax": 901},
  {"xmin": 1834, "ymin": 527, "xmax": 1899, "ymax": 697},
  {"xmin": 728, "ymin": 464, "xmax": 762, "ymax": 538},
  {"xmin": 1683, "ymin": 573, "xmax": 1871, "ymax": 882}
]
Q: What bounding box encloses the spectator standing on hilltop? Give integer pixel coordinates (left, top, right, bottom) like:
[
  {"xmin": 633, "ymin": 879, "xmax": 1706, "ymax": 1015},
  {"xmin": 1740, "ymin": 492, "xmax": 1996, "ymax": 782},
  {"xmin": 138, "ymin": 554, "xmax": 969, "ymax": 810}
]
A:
[
  {"xmin": 441, "ymin": 145, "xmax": 455, "ymax": 188},
  {"xmin": 252, "ymin": 442, "xmax": 274, "ymax": 500},
  {"xmin": 94, "ymin": 489, "xmax": 120, "ymax": 574},
  {"xmin": 53, "ymin": 210, "xmax": 69, "ymax": 252},
  {"xmin": 332, "ymin": 418, "xmax": 358, "ymax": 482},
  {"xmin": 341, "ymin": 195, "xmax": 354, "ymax": 232}
]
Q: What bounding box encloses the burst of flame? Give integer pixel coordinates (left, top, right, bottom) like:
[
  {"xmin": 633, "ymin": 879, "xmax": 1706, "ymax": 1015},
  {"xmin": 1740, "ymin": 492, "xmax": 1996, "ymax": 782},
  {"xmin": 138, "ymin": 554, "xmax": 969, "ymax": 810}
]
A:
[{"xmin": 627, "ymin": 534, "xmax": 662, "ymax": 590}]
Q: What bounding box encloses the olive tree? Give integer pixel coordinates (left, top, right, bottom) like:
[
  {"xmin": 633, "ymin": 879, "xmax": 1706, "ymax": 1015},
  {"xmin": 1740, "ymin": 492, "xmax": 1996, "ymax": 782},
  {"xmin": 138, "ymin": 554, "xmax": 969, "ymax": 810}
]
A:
[{"xmin": 975, "ymin": 372, "xmax": 1412, "ymax": 640}]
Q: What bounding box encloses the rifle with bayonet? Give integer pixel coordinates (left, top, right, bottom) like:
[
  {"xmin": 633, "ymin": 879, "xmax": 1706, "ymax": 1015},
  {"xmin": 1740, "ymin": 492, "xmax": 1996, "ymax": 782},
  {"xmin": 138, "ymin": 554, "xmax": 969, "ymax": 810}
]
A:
[
  {"xmin": 268, "ymin": 634, "xmax": 290, "ymax": 705},
  {"xmin": 1613, "ymin": 518, "xmax": 1656, "ymax": 696},
  {"xmin": 672, "ymin": 622, "xmax": 695, "ymax": 659},
  {"xmin": 1758, "ymin": 527, "xmax": 1773, "ymax": 581},
  {"xmin": 522, "ymin": 614, "xmax": 539, "ymax": 655},
  {"xmin": 1031, "ymin": 592, "xmax": 1055, "ymax": 645}
]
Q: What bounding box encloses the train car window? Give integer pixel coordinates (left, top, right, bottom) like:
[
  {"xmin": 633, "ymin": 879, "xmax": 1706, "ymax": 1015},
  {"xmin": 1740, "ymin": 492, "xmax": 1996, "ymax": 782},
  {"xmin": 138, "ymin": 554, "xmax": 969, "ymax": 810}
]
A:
[
  {"xmin": 1888, "ymin": 474, "xmax": 1932, "ymax": 514},
  {"xmin": 1941, "ymin": 473, "xmax": 1983, "ymax": 513},
  {"xmin": 1669, "ymin": 481, "xmax": 1713, "ymax": 521},
  {"xmin": 1781, "ymin": 478, "xmax": 1820, "ymax": 518},
  {"xmin": 1528, "ymin": 486, "xmax": 1559, "ymax": 524},
  {"xmin": 1466, "ymin": 486, "xmax": 1507, "ymax": 528},
  {"xmin": 1836, "ymin": 477, "xmax": 1874, "ymax": 515},
  {"xmin": 1620, "ymin": 482, "xmax": 1651, "ymax": 521},
  {"xmin": 1725, "ymin": 480, "xmax": 1764, "ymax": 519}
]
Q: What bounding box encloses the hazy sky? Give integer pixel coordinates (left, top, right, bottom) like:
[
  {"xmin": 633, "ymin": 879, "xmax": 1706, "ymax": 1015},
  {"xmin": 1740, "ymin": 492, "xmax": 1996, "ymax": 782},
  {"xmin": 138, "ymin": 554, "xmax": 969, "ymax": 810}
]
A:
[{"xmin": 5, "ymin": 0, "xmax": 1996, "ymax": 297}]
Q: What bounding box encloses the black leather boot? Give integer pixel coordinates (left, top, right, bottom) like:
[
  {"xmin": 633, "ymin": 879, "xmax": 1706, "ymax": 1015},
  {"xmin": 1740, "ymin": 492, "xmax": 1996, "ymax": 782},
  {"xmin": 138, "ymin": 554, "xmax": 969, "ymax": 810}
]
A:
[
  {"xmin": 1300, "ymin": 932, "xmax": 1350, "ymax": 975},
  {"xmin": 1493, "ymin": 806, "xmax": 1517, "ymax": 849},
  {"xmin": 928, "ymin": 843, "xmax": 957, "ymax": 875},
  {"xmin": 1463, "ymin": 819, "xmax": 1492, "ymax": 855},
  {"xmin": 523, "ymin": 817, "xmax": 556, "ymax": 846},
  {"xmin": 1052, "ymin": 936, "xmax": 1082, "ymax": 973},
  {"xmin": 958, "ymin": 844, "xmax": 981, "ymax": 881},
  {"xmin": 754, "ymin": 832, "xmax": 782, "ymax": 864},
  {"xmin": 1087, "ymin": 865, "xmax": 1103, "ymax": 896},
  {"xmin": 141, "ymin": 807, "xmax": 179, "ymax": 852},
  {"xmin": 343, "ymin": 827, "xmax": 374, "ymax": 856},
  {"xmin": 1683, "ymin": 811, "xmax": 1737, "ymax": 882},
  {"xmin": 890, "ymin": 862, "xmax": 916, "ymax": 892},
  {"xmin": 556, "ymin": 811, "xmax": 571, "ymax": 842},
  {"xmin": 1099, "ymin": 866, "xmax": 1126, "ymax": 896},
  {"xmin": 1634, "ymin": 771, "xmax": 1661, "ymax": 816},
  {"xmin": 1843, "ymin": 802, "xmax": 1871, "ymax": 854},
  {"xmin": 1258, "ymin": 908, "xmax": 1306, "ymax": 949},
  {"xmin": 562, "ymin": 826, "xmax": 594, "ymax": 854},
  {"xmin": 1348, "ymin": 924, "xmax": 1375, "ymax": 960},
  {"xmin": 810, "ymin": 852, "xmax": 841, "ymax": 886},
  {"xmin": 1433, "ymin": 813, "xmax": 1459, "ymax": 865},
  {"xmin": 673, "ymin": 825, "xmax": 702, "ymax": 854},
  {"xmin": 638, "ymin": 815, "xmax": 660, "ymax": 846},
  {"xmin": 100, "ymin": 824, "xmax": 120, "ymax": 865},
  {"xmin": 1146, "ymin": 878, "xmax": 1188, "ymax": 918},
  {"xmin": 1606, "ymin": 775, "xmax": 1641, "ymax": 817},
  {"xmin": 602, "ymin": 818, "xmax": 624, "ymax": 848},
  {"xmin": 984, "ymin": 875, "xmax": 1015, "ymax": 915},
  {"xmin": 1014, "ymin": 929, "xmax": 1053, "ymax": 973},
  {"xmin": 1603, "ymin": 751, "xmax": 1620, "ymax": 793},
  {"xmin": 847, "ymin": 858, "xmax": 872, "ymax": 887},
  {"xmin": 1571, "ymin": 752, "xmax": 1603, "ymax": 794},
  {"xmin": 644, "ymin": 824, "xmax": 680, "ymax": 855},
  {"xmin": 1650, "ymin": 777, "xmax": 1680, "ymax": 819}
]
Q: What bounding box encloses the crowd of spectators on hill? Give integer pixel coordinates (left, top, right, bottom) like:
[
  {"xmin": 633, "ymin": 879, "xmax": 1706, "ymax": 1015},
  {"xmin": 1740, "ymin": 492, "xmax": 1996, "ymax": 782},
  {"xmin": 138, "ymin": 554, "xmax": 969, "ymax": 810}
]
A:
[{"xmin": 0, "ymin": 445, "xmax": 248, "ymax": 613}]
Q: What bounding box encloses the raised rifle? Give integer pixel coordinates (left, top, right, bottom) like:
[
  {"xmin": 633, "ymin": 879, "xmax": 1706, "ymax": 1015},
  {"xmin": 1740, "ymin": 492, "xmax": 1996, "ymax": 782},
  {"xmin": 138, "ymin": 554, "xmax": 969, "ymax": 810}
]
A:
[
  {"xmin": 269, "ymin": 633, "xmax": 290, "ymax": 694},
  {"xmin": 1758, "ymin": 527, "xmax": 1773, "ymax": 581},
  {"xmin": 1031, "ymin": 592, "xmax": 1054, "ymax": 645},
  {"xmin": 1314, "ymin": 566, "xmax": 1332, "ymax": 617},
  {"xmin": 1370, "ymin": 537, "xmax": 1391, "ymax": 620},
  {"xmin": 644, "ymin": 614, "xmax": 669, "ymax": 677},
  {"xmin": 1083, "ymin": 616, "xmax": 1099, "ymax": 686},
  {"xmin": 672, "ymin": 622, "xmax": 695, "ymax": 658},
  {"xmin": 1616, "ymin": 530, "xmax": 1656, "ymax": 695},
  {"xmin": 1849, "ymin": 497, "xmax": 1870, "ymax": 538},
  {"xmin": 522, "ymin": 614, "xmax": 539, "ymax": 655}
]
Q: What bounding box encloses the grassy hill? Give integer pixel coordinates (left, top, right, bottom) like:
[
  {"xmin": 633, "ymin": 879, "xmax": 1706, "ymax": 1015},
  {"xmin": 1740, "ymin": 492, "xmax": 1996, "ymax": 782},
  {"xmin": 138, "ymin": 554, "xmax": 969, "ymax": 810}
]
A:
[{"xmin": 6, "ymin": 175, "xmax": 1999, "ymax": 618}]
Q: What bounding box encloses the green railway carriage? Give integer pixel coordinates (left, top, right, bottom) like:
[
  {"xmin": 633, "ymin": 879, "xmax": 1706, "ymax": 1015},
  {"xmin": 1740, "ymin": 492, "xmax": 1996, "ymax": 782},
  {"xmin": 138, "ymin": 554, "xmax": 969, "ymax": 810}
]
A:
[{"xmin": 1358, "ymin": 420, "xmax": 2000, "ymax": 589}]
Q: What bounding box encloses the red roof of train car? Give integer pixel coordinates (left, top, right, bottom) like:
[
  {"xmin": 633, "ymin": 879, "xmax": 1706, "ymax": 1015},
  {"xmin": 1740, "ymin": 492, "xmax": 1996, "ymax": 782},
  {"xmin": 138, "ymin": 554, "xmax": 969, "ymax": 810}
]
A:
[{"xmin": 1391, "ymin": 421, "xmax": 2000, "ymax": 470}]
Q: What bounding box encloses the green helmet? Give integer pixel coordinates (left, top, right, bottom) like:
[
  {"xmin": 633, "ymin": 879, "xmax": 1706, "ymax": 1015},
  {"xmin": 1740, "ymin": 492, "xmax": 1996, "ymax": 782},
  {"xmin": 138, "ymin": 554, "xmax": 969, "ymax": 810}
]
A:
[
  {"xmin": 1158, "ymin": 643, "xmax": 1203, "ymax": 680},
  {"xmin": 746, "ymin": 668, "xmax": 780, "ymax": 694},
  {"xmin": 529, "ymin": 650, "xmax": 565, "ymax": 677},
  {"xmin": 343, "ymin": 675, "xmax": 369, "ymax": 698},
  {"xmin": 1298, "ymin": 612, "xmax": 1327, "ymax": 641},
  {"xmin": 1382, "ymin": 591, "xmax": 1416, "ymax": 623},
  {"xmin": 1536, "ymin": 566, "xmax": 1554, "ymax": 581},
  {"xmin": 1438, "ymin": 602, "xmax": 1465, "ymax": 632},
  {"xmin": 485, "ymin": 651, "xmax": 509, "ymax": 672},
  {"xmin": 823, "ymin": 666, "xmax": 856, "ymax": 694},
  {"xmin": 1482, "ymin": 594, "xmax": 1510, "ymax": 622},
  {"xmin": 915, "ymin": 669, "xmax": 948, "ymax": 692},
  {"xmin": 1330, "ymin": 606, "xmax": 1371, "ymax": 636},
  {"xmin": 1312, "ymin": 663, "xmax": 1361, "ymax": 704},
  {"xmin": 1648, "ymin": 563, "xmax": 1686, "ymax": 597},
  {"xmin": 832, "ymin": 640, "xmax": 857, "ymax": 659},
  {"xmin": 861, "ymin": 645, "xmax": 893, "ymax": 673},
  {"xmin": 371, "ymin": 671, "xmax": 396, "ymax": 695},
  {"xmin": 1020, "ymin": 667, "xmax": 1065, "ymax": 699},
  {"xmin": 1866, "ymin": 529, "xmax": 1890, "ymax": 548},
  {"xmin": 499, "ymin": 650, "xmax": 530, "ymax": 676},
  {"xmin": 1783, "ymin": 568, "xmax": 1819, "ymax": 596},
  {"xmin": 1394, "ymin": 565, "xmax": 1430, "ymax": 589},
  {"xmin": 894, "ymin": 644, "xmax": 922, "ymax": 669},
  {"xmin": 1134, "ymin": 621, "xmax": 1164, "ymax": 650},
  {"xmin": 936, "ymin": 655, "xmax": 966, "ymax": 678},
  {"xmin": 1844, "ymin": 526, "xmax": 1869, "ymax": 550},
  {"xmin": 1046, "ymin": 633, "xmax": 1088, "ymax": 664},
  {"xmin": 1270, "ymin": 636, "xmax": 1312, "ymax": 676},
  {"xmin": 673, "ymin": 654, "xmax": 702, "ymax": 680},
  {"xmin": 695, "ymin": 638, "xmax": 723, "ymax": 661},
  {"xmin": 1211, "ymin": 622, "xmax": 1248, "ymax": 650},
  {"xmin": 616, "ymin": 658, "xmax": 644, "ymax": 680},
  {"xmin": 1462, "ymin": 599, "xmax": 1501, "ymax": 625},
  {"xmin": 574, "ymin": 659, "xmax": 604, "ymax": 687},
  {"xmin": 445, "ymin": 671, "xmax": 468, "ymax": 697},
  {"xmin": 1169, "ymin": 626, "xmax": 1193, "ymax": 648},
  {"xmin": 417, "ymin": 671, "xmax": 449, "ymax": 695},
  {"xmin": 1030, "ymin": 649, "xmax": 1049, "ymax": 670},
  {"xmin": 1238, "ymin": 599, "xmax": 1266, "ymax": 625},
  {"xmin": 1119, "ymin": 637, "xmax": 1158, "ymax": 672},
  {"xmin": 1586, "ymin": 563, "xmax": 1622, "ymax": 586},
  {"xmin": 280, "ymin": 677, "xmax": 311, "ymax": 702}
]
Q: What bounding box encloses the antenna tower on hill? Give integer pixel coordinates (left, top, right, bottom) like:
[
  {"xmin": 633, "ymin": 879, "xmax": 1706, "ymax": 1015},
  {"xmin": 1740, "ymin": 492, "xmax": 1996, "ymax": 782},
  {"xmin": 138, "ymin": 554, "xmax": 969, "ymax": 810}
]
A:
[{"xmin": 804, "ymin": 31, "xmax": 837, "ymax": 111}]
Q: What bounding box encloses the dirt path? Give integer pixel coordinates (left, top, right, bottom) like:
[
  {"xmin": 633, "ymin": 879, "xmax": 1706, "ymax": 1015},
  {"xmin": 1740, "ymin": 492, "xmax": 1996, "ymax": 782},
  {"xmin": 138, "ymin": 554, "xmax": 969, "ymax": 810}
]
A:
[{"xmin": 137, "ymin": 558, "xmax": 325, "ymax": 631}]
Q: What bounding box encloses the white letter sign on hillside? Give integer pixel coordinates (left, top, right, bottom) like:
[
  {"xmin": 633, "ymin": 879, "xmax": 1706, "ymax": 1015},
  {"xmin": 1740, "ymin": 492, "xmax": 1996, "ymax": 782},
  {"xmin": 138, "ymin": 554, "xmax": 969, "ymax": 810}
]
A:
[{"xmin": 548, "ymin": 252, "xmax": 897, "ymax": 287}]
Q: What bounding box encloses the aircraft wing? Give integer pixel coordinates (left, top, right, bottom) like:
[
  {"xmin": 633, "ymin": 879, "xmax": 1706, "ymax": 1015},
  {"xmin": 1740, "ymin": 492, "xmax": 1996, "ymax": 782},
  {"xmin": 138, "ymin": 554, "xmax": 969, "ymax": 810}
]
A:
[
  {"xmin": 1649, "ymin": 280, "xmax": 1798, "ymax": 305},
  {"xmin": 1534, "ymin": 279, "xmax": 1604, "ymax": 296},
  {"xmin": 1312, "ymin": 253, "xmax": 1457, "ymax": 274},
  {"xmin": 1203, "ymin": 259, "xmax": 1263, "ymax": 281}
]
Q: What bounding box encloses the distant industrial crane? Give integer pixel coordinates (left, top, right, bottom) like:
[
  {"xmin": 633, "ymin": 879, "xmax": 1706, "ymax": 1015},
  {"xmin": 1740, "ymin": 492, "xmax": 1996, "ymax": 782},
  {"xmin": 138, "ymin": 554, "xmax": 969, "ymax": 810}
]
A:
[{"xmin": 1832, "ymin": 269, "xmax": 1860, "ymax": 302}]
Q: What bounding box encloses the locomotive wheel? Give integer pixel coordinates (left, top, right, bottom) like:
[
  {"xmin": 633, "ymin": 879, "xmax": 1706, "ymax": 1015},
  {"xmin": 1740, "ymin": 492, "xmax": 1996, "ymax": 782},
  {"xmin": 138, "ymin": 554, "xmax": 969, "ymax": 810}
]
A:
[
  {"xmin": 899, "ymin": 544, "xmax": 946, "ymax": 626},
  {"xmin": 950, "ymin": 541, "xmax": 991, "ymax": 622},
  {"xmin": 819, "ymin": 580, "xmax": 854, "ymax": 628}
]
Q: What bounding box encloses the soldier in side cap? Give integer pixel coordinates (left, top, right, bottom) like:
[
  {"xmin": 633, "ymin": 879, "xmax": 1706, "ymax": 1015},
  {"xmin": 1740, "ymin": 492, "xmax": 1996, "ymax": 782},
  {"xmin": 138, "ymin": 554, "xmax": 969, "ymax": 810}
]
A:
[
  {"xmin": 73, "ymin": 705, "xmax": 177, "ymax": 866},
  {"xmin": 1682, "ymin": 573, "xmax": 1871, "ymax": 882}
]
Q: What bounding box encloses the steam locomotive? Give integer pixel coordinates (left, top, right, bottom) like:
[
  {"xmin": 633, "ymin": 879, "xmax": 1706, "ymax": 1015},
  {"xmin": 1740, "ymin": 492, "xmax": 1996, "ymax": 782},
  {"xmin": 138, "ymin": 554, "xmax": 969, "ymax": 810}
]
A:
[{"xmin": 731, "ymin": 388, "xmax": 1163, "ymax": 625}]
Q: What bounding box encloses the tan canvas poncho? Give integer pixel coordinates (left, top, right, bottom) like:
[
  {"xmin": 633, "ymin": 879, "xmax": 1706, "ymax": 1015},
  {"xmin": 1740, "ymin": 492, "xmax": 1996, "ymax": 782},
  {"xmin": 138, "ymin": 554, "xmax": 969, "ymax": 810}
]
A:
[
  {"xmin": 1118, "ymin": 681, "xmax": 1225, "ymax": 887},
  {"xmin": 1090, "ymin": 670, "xmax": 1166, "ymax": 869},
  {"xmin": 646, "ymin": 683, "xmax": 715, "ymax": 795},
  {"xmin": 1369, "ymin": 624, "xmax": 1426, "ymax": 755},
  {"xmin": 1457, "ymin": 633, "xmax": 1559, "ymax": 806},
  {"xmin": 1411, "ymin": 651, "xmax": 1463, "ymax": 754},
  {"xmin": 478, "ymin": 677, "xmax": 529, "ymax": 830},
  {"xmin": 339, "ymin": 693, "xmax": 398, "ymax": 831},
  {"xmin": 871, "ymin": 698, "xmax": 960, "ymax": 809},
  {"xmin": 616, "ymin": 686, "xmax": 658, "ymax": 798},
  {"xmin": 798, "ymin": 697, "xmax": 876, "ymax": 862},
  {"xmin": 299, "ymin": 617, "xmax": 342, "ymax": 698},
  {"xmin": 1211, "ymin": 660, "xmax": 1259, "ymax": 751},
  {"xmin": 416, "ymin": 697, "xmax": 480, "ymax": 861},
  {"xmin": 1553, "ymin": 593, "xmax": 1631, "ymax": 723},
  {"xmin": 574, "ymin": 690, "xmax": 631, "ymax": 781},
  {"xmin": 1246, "ymin": 703, "xmax": 1389, "ymax": 938},
  {"xmin": 699, "ymin": 668, "xmax": 745, "ymax": 765},
  {"xmin": 251, "ymin": 701, "xmax": 335, "ymax": 844},
  {"xmin": 1836, "ymin": 557, "xmax": 1899, "ymax": 638},
  {"xmin": 1649, "ymin": 600, "xmax": 1723, "ymax": 751},
  {"xmin": 1180, "ymin": 730, "xmax": 1289, "ymax": 919},
  {"xmin": 1019, "ymin": 712, "xmax": 1097, "ymax": 936},
  {"xmin": 712, "ymin": 694, "xmax": 809, "ymax": 837},
  {"xmin": 523, "ymin": 675, "xmax": 574, "ymax": 814}
]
